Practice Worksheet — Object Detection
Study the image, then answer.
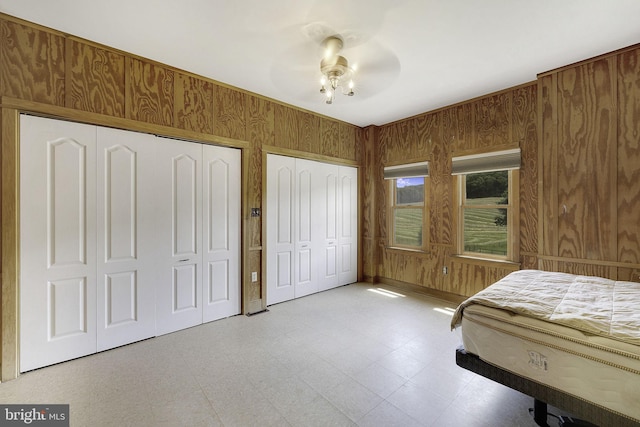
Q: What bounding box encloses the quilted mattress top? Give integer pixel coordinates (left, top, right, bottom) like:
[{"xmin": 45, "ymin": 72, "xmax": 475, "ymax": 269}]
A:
[{"xmin": 451, "ymin": 269, "xmax": 640, "ymax": 346}]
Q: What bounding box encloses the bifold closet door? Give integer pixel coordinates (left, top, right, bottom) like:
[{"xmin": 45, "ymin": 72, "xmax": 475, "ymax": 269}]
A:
[
  {"xmin": 154, "ymin": 137, "xmax": 204, "ymax": 336},
  {"xmin": 20, "ymin": 115, "xmax": 242, "ymax": 370},
  {"xmin": 267, "ymin": 154, "xmax": 358, "ymax": 305},
  {"xmin": 202, "ymin": 145, "xmax": 241, "ymax": 322},
  {"xmin": 338, "ymin": 166, "xmax": 358, "ymax": 285},
  {"xmin": 20, "ymin": 115, "xmax": 98, "ymax": 372},
  {"xmin": 95, "ymin": 127, "xmax": 156, "ymax": 351},
  {"xmin": 294, "ymin": 159, "xmax": 320, "ymax": 298},
  {"xmin": 266, "ymin": 155, "xmax": 296, "ymax": 305},
  {"xmin": 318, "ymin": 163, "xmax": 339, "ymax": 292}
]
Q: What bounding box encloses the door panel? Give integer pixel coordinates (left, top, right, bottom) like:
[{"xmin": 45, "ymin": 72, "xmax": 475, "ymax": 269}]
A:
[
  {"xmin": 174, "ymin": 155, "xmax": 199, "ymax": 257},
  {"xmin": 294, "ymin": 160, "xmax": 318, "ymax": 298},
  {"xmin": 202, "ymin": 145, "xmax": 241, "ymax": 322},
  {"xmin": 20, "ymin": 115, "xmax": 97, "ymax": 372},
  {"xmin": 155, "ymin": 137, "xmax": 203, "ymax": 335},
  {"xmin": 339, "ymin": 167, "xmax": 358, "ymax": 285},
  {"xmin": 48, "ymin": 278, "xmax": 89, "ymax": 339},
  {"xmin": 266, "ymin": 155, "xmax": 296, "ymax": 304},
  {"xmin": 96, "ymin": 127, "xmax": 156, "ymax": 351},
  {"xmin": 319, "ymin": 164, "xmax": 340, "ymax": 291}
]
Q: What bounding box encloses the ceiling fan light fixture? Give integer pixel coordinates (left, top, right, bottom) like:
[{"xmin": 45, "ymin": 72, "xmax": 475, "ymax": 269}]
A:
[{"xmin": 319, "ymin": 36, "xmax": 355, "ymax": 104}]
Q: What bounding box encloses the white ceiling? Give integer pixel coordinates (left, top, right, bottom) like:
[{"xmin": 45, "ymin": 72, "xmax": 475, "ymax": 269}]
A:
[{"xmin": 1, "ymin": 0, "xmax": 639, "ymax": 127}]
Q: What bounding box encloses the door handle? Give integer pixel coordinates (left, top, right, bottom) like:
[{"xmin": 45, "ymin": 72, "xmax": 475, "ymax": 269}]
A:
[{"xmin": 178, "ymin": 259, "xmax": 190, "ymax": 262}]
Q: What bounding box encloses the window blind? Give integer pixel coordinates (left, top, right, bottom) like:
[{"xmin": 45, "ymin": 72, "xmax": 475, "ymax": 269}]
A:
[
  {"xmin": 451, "ymin": 148, "xmax": 520, "ymax": 175},
  {"xmin": 383, "ymin": 161, "xmax": 429, "ymax": 180}
]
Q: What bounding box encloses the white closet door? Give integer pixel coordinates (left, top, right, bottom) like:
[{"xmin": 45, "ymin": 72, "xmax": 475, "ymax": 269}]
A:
[
  {"xmin": 155, "ymin": 137, "xmax": 203, "ymax": 335},
  {"xmin": 20, "ymin": 115, "xmax": 97, "ymax": 372},
  {"xmin": 294, "ymin": 159, "xmax": 319, "ymax": 298},
  {"xmin": 96, "ymin": 127, "xmax": 156, "ymax": 351},
  {"xmin": 266, "ymin": 155, "xmax": 296, "ymax": 305},
  {"xmin": 339, "ymin": 166, "xmax": 358, "ymax": 285},
  {"xmin": 318, "ymin": 163, "xmax": 340, "ymax": 291},
  {"xmin": 202, "ymin": 145, "xmax": 241, "ymax": 322}
]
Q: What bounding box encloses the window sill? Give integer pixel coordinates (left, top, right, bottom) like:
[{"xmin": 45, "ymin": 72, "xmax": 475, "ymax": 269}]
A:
[
  {"xmin": 385, "ymin": 246, "xmax": 429, "ymax": 255},
  {"xmin": 449, "ymin": 254, "xmax": 520, "ymax": 269}
]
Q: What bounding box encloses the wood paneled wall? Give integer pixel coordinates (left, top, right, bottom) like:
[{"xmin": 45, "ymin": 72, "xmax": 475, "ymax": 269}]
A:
[
  {"xmin": 364, "ymin": 84, "xmax": 537, "ymax": 297},
  {"xmin": 365, "ymin": 44, "xmax": 640, "ymax": 299},
  {"xmin": 539, "ymin": 46, "xmax": 640, "ymax": 282},
  {"xmin": 0, "ymin": 14, "xmax": 361, "ymax": 379}
]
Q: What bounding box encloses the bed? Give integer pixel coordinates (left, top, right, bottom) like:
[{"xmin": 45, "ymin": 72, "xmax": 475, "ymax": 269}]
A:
[{"xmin": 450, "ymin": 269, "xmax": 640, "ymax": 427}]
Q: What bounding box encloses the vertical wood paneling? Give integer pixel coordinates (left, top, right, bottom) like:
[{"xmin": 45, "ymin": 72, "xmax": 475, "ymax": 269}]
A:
[
  {"xmin": 66, "ymin": 39, "xmax": 125, "ymax": 117},
  {"xmin": 442, "ymin": 104, "xmax": 471, "ymax": 153},
  {"xmin": 394, "ymin": 120, "xmax": 415, "ymax": 160},
  {"xmin": 339, "ymin": 123, "xmax": 356, "ymax": 161},
  {"xmin": 556, "ymin": 59, "xmax": 616, "ymax": 261},
  {"xmin": 473, "ymin": 93, "xmax": 512, "ymax": 149},
  {"xmin": 448, "ymin": 259, "xmax": 518, "ymax": 297},
  {"xmin": 414, "ymin": 113, "xmax": 435, "ymax": 159},
  {"xmin": 416, "ymin": 247, "xmax": 448, "ymax": 291},
  {"xmin": 127, "ymin": 58, "xmax": 174, "ymax": 126},
  {"xmin": 1, "ymin": 108, "xmax": 19, "ymax": 380},
  {"xmin": 321, "ymin": 120, "xmax": 340, "ymax": 158},
  {"xmin": 429, "ymin": 112, "xmax": 452, "ymax": 245},
  {"xmin": 354, "ymin": 127, "xmax": 365, "ymax": 164},
  {"xmin": 520, "ymin": 254, "xmax": 538, "ymax": 270},
  {"xmin": 514, "ymin": 84, "xmax": 538, "ymax": 254},
  {"xmin": 213, "ymin": 84, "xmax": 246, "ymax": 140},
  {"xmin": 617, "ymin": 49, "xmax": 640, "ymax": 264},
  {"xmin": 0, "ymin": 18, "xmax": 65, "ymax": 105},
  {"xmin": 274, "ymin": 104, "xmax": 297, "ymax": 150},
  {"xmin": 248, "ymin": 95, "xmax": 275, "ymax": 146},
  {"xmin": 617, "ymin": 267, "xmax": 640, "ymax": 282},
  {"xmin": 175, "ymin": 73, "xmax": 213, "ymax": 134},
  {"xmin": 298, "ymin": 111, "xmax": 320, "ymax": 154},
  {"xmin": 361, "ymin": 127, "xmax": 377, "ymax": 280},
  {"xmin": 249, "ymin": 250, "xmax": 262, "ymax": 301},
  {"xmin": 361, "ymin": 127, "xmax": 375, "ymax": 241},
  {"xmin": 247, "ymin": 95, "xmax": 273, "ymax": 248},
  {"xmin": 555, "ymin": 261, "xmax": 617, "ymax": 281},
  {"xmin": 377, "ymin": 124, "xmax": 393, "ymax": 165},
  {"xmin": 540, "ymin": 74, "xmax": 558, "ymax": 260}
]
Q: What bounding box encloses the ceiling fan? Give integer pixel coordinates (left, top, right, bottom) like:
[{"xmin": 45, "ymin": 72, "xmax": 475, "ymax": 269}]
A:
[{"xmin": 269, "ymin": 21, "xmax": 401, "ymax": 106}]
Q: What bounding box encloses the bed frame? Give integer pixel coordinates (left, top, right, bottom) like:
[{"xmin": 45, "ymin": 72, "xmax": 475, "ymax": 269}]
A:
[{"xmin": 455, "ymin": 347, "xmax": 639, "ymax": 427}]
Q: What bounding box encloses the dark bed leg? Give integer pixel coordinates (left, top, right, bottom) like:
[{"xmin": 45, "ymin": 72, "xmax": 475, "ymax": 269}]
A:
[{"xmin": 533, "ymin": 399, "xmax": 550, "ymax": 427}]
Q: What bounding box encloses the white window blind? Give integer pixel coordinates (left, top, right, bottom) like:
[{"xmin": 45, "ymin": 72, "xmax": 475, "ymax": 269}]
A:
[
  {"xmin": 451, "ymin": 148, "xmax": 520, "ymax": 175},
  {"xmin": 383, "ymin": 161, "xmax": 429, "ymax": 180}
]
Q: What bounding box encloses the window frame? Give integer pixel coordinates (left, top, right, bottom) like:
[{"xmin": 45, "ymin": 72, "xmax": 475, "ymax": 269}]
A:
[
  {"xmin": 388, "ymin": 176, "xmax": 429, "ymax": 251},
  {"xmin": 456, "ymin": 169, "xmax": 519, "ymax": 261}
]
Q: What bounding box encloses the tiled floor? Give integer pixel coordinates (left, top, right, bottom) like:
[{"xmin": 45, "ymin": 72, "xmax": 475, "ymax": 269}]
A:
[{"xmin": 1, "ymin": 283, "xmax": 567, "ymax": 426}]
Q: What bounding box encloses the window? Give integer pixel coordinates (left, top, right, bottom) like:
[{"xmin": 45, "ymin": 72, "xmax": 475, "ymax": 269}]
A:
[
  {"xmin": 384, "ymin": 161, "xmax": 429, "ymax": 250},
  {"xmin": 391, "ymin": 177, "xmax": 425, "ymax": 248},
  {"xmin": 460, "ymin": 170, "xmax": 511, "ymax": 258},
  {"xmin": 452, "ymin": 149, "xmax": 520, "ymax": 261}
]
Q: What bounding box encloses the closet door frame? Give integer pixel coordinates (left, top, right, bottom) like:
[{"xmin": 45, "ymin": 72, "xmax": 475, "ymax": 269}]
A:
[
  {"xmin": 3, "ymin": 104, "xmax": 250, "ymax": 380},
  {"xmin": 265, "ymin": 153, "xmax": 358, "ymax": 305}
]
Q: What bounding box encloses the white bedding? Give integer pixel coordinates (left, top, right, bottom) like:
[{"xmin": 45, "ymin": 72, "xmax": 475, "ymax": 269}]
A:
[
  {"xmin": 451, "ymin": 269, "xmax": 640, "ymax": 346},
  {"xmin": 452, "ymin": 270, "xmax": 640, "ymax": 422}
]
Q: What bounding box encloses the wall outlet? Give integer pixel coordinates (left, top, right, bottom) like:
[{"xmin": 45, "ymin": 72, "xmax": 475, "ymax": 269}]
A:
[
  {"xmin": 442, "ymin": 266, "xmax": 448, "ymax": 275},
  {"xmin": 251, "ymin": 272, "xmax": 258, "ymax": 282}
]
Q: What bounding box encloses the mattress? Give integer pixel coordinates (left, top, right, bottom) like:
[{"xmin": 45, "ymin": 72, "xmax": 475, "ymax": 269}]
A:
[{"xmin": 451, "ymin": 270, "xmax": 640, "ymax": 423}]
